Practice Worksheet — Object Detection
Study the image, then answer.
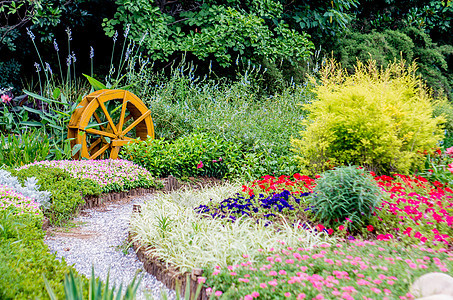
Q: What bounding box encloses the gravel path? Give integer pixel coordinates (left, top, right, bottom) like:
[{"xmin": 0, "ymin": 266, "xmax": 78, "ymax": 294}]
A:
[{"xmin": 45, "ymin": 195, "xmax": 175, "ymax": 300}]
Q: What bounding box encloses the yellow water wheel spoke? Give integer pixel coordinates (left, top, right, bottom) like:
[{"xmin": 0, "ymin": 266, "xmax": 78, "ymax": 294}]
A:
[
  {"xmin": 68, "ymin": 89, "xmax": 155, "ymax": 160},
  {"xmin": 97, "ymin": 98, "xmax": 118, "ymax": 135},
  {"xmin": 123, "ymin": 110, "xmax": 151, "ymax": 135},
  {"xmin": 88, "ymin": 138, "xmax": 102, "ymax": 152},
  {"xmin": 116, "ymin": 91, "xmax": 128, "ymax": 132},
  {"xmin": 85, "ymin": 128, "xmax": 117, "ymax": 139},
  {"xmin": 90, "ymin": 143, "xmax": 111, "ymax": 160}
]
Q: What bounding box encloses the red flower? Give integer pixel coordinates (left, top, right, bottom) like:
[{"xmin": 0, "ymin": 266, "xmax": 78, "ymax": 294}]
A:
[
  {"xmin": 327, "ymin": 228, "xmax": 334, "ymax": 235},
  {"xmin": 403, "ymin": 227, "xmax": 412, "ymax": 236},
  {"xmin": 366, "ymin": 225, "xmax": 374, "ymax": 232},
  {"xmin": 338, "ymin": 225, "xmax": 345, "ymax": 231},
  {"xmin": 316, "ymin": 224, "xmax": 325, "ymax": 231},
  {"xmin": 197, "ymin": 161, "xmax": 203, "ymax": 169}
]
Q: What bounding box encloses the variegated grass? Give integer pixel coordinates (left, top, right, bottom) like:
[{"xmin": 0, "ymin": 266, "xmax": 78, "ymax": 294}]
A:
[{"xmin": 130, "ymin": 185, "xmax": 332, "ymax": 273}]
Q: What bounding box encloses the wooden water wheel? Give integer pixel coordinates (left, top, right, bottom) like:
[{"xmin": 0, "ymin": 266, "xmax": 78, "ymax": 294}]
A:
[{"xmin": 68, "ymin": 89, "xmax": 154, "ymax": 159}]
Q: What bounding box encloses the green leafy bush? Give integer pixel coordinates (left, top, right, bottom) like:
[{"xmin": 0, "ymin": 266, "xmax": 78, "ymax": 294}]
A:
[
  {"xmin": 0, "ymin": 130, "xmax": 50, "ymax": 167},
  {"xmin": 11, "ymin": 165, "xmax": 102, "ymax": 225},
  {"xmin": 122, "ymin": 133, "xmax": 243, "ymax": 179},
  {"xmin": 122, "ymin": 133, "xmax": 300, "ymax": 180},
  {"xmin": 310, "ymin": 165, "xmax": 382, "ymax": 229},
  {"xmin": 292, "ymin": 59, "xmax": 445, "ymax": 175},
  {"xmin": 333, "ymin": 27, "xmax": 453, "ymax": 99},
  {"xmin": 0, "ymin": 209, "xmax": 75, "ymax": 299},
  {"xmin": 104, "ymin": 1, "xmax": 314, "ymax": 67},
  {"xmin": 433, "ymin": 97, "xmax": 453, "ymax": 148}
]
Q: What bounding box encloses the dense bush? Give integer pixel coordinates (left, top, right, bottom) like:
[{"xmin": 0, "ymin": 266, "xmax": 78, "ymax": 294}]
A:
[
  {"xmin": 333, "ymin": 27, "xmax": 453, "ymax": 99},
  {"xmin": 122, "ymin": 133, "xmax": 300, "ymax": 180},
  {"xmin": 310, "ymin": 166, "xmax": 382, "ymax": 230},
  {"xmin": 433, "ymin": 96, "xmax": 453, "ymax": 148},
  {"xmin": 292, "ymin": 59, "xmax": 445, "ymax": 175},
  {"xmin": 122, "ymin": 133, "xmax": 243, "ymax": 179},
  {"xmin": 0, "ymin": 208, "xmax": 75, "ymax": 299},
  {"xmin": 11, "ymin": 165, "xmax": 101, "ymax": 225}
]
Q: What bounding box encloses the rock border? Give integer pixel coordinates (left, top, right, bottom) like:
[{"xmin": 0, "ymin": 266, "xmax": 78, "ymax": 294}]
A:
[
  {"xmin": 82, "ymin": 187, "xmax": 157, "ymax": 209},
  {"xmin": 129, "ymin": 233, "xmax": 209, "ymax": 300}
]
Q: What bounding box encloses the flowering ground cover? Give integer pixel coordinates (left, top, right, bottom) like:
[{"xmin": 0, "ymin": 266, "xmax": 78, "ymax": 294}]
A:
[
  {"xmin": 0, "ymin": 184, "xmax": 42, "ymax": 216},
  {"xmin": 233, "ymin": 171, "xmax": 453, "ymax": 248},
  {"xmin": 205, "ymin": 239, "xmax": 453, "ymax": 299},
  {"xmin": 18, "ymin": 159, "xmax": 159, "ymax": 193},
  {"xmin": 372, "ymin": 173, "xmax": 453, "ymax": 248}
]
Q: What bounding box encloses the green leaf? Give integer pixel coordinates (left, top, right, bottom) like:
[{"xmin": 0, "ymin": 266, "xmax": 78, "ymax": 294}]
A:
[
  {"xmin": 85, "ymin": 121, "xmax": 109, "ymax": 130},
  {"xmin": 52, "ymin": 87, "xmax": 61, "ymax": 99},
  {"xmin": 23, "ymin": 90, "xmax": 65, "ymax": 105},
  {"xmin": 22, "ymin": 106, "xmax": 44, "ymax": 116},
  {"xmin": 83, "ymin": 74, "xmax": 107, "ymax": 91},
  {"xmin": 72, "ymin": 144, "xmax": 82, "ymax": 156},
  {"xmin": 20, "ymin": 121, "xmax": 43, "ymax": 127}
]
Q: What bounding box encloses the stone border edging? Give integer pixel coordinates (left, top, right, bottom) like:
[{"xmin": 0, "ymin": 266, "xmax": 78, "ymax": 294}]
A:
[
  {"xmin": 82, "ymin": 187, "xmax": 157, "ymax": 209},
  {"xmin": 129, "ymin": 233, "xmax": 209, "ymax": 300}
]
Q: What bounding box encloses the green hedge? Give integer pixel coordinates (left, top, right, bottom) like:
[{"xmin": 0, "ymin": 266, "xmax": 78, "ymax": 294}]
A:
[
  {"xmin": 10, "ymin": 166, "xmax": 102, "ymax": 225},
  {"xmin": 0, "ymin": 207, "xmax": 80, "ymax": 299}
]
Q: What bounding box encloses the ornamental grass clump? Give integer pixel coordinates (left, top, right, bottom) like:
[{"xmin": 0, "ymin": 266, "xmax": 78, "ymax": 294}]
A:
[
  {"xmin": 292, "ymin": 58, "xmax": 445, "ymax": 175},
  {"xmin": 130, "ymin": 186, "xmax": 329, "ymax": 273},
  {"xmin": 310, "ymin": 166, "xmax": 382, "ymax": 230}
]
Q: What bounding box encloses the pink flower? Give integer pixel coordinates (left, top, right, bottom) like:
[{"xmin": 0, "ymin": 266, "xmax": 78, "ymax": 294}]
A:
[
  {"xmin": 279, "ymin": 270, "xmax": 287, "ymax": 275},
  {"xmin": 230, "ymin": 272, "xmax": 237, "ymax": 276},
  {"xmin": 268, "ymin": 279, "xmax": 278, "ymax": 286},
  {"xmin": 446, "ymin": 147, "xmax": 453, "ymax": 157},
  {"xmin": 1, "ymin": 94, "xmax": 11, "ymax": 103},
  {"xmin": 284, "ymin": 292, "xmax": 291, "ymax": 297},
  {"xmin": 198, "ymin": 277, "xmax": 206, "ymax": 284},
  {"xmin": 297, "ymin": 294, "xmax": 306, "ymax": 299},
  {"xmin": 251, "ymin": 292, "xmax": 260, "ymax": 298},
  {"xmin": 197, "ymin": 161, "xmax": 203, "ymax": 169},
  {"xmin": 259, "ymin": 283, "xmax": 267, "ymax": 288},
  {"xmin": 215, "ymin": 291, "xmax": 223, "ymax": 296}
]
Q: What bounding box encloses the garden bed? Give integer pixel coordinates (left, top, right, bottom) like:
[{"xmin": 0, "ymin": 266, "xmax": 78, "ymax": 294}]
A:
[{"xmin": 130, "ymin": 232, "xmax": 209, "ymax": 300}]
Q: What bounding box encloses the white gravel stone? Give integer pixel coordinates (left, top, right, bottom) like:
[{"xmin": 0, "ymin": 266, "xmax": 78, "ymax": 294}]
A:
[
  {"xmin": 411, "ymin": 272, "xmax": 453, "ymax": 299},
  {"xmin": 45, "ymin": 194, "xmax": 175, "ymax": 300}
]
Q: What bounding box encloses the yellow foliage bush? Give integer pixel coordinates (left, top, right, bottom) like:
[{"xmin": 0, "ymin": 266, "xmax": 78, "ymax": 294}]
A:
[{"xmin": 291, "ymin": 59, "xmax": 445, "ymax": 175}]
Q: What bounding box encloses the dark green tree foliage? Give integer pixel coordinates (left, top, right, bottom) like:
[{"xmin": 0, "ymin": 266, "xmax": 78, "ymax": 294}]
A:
[
  {"xmin": 333, "ymin": 27, "xmax": 453, "ymax": 99},
  {"xmin": 106, "ymin": 0, "xmax": 356, "ymax": 67},
  {"xmin": 357, "ymin": 0, "xmax": 453, "ymax": 43}
]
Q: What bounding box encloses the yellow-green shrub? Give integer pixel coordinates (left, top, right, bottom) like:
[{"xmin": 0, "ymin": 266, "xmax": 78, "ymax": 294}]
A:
[{"xmin": 291, "ymin": 59, "xmax": 445, "ymax": 175}]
